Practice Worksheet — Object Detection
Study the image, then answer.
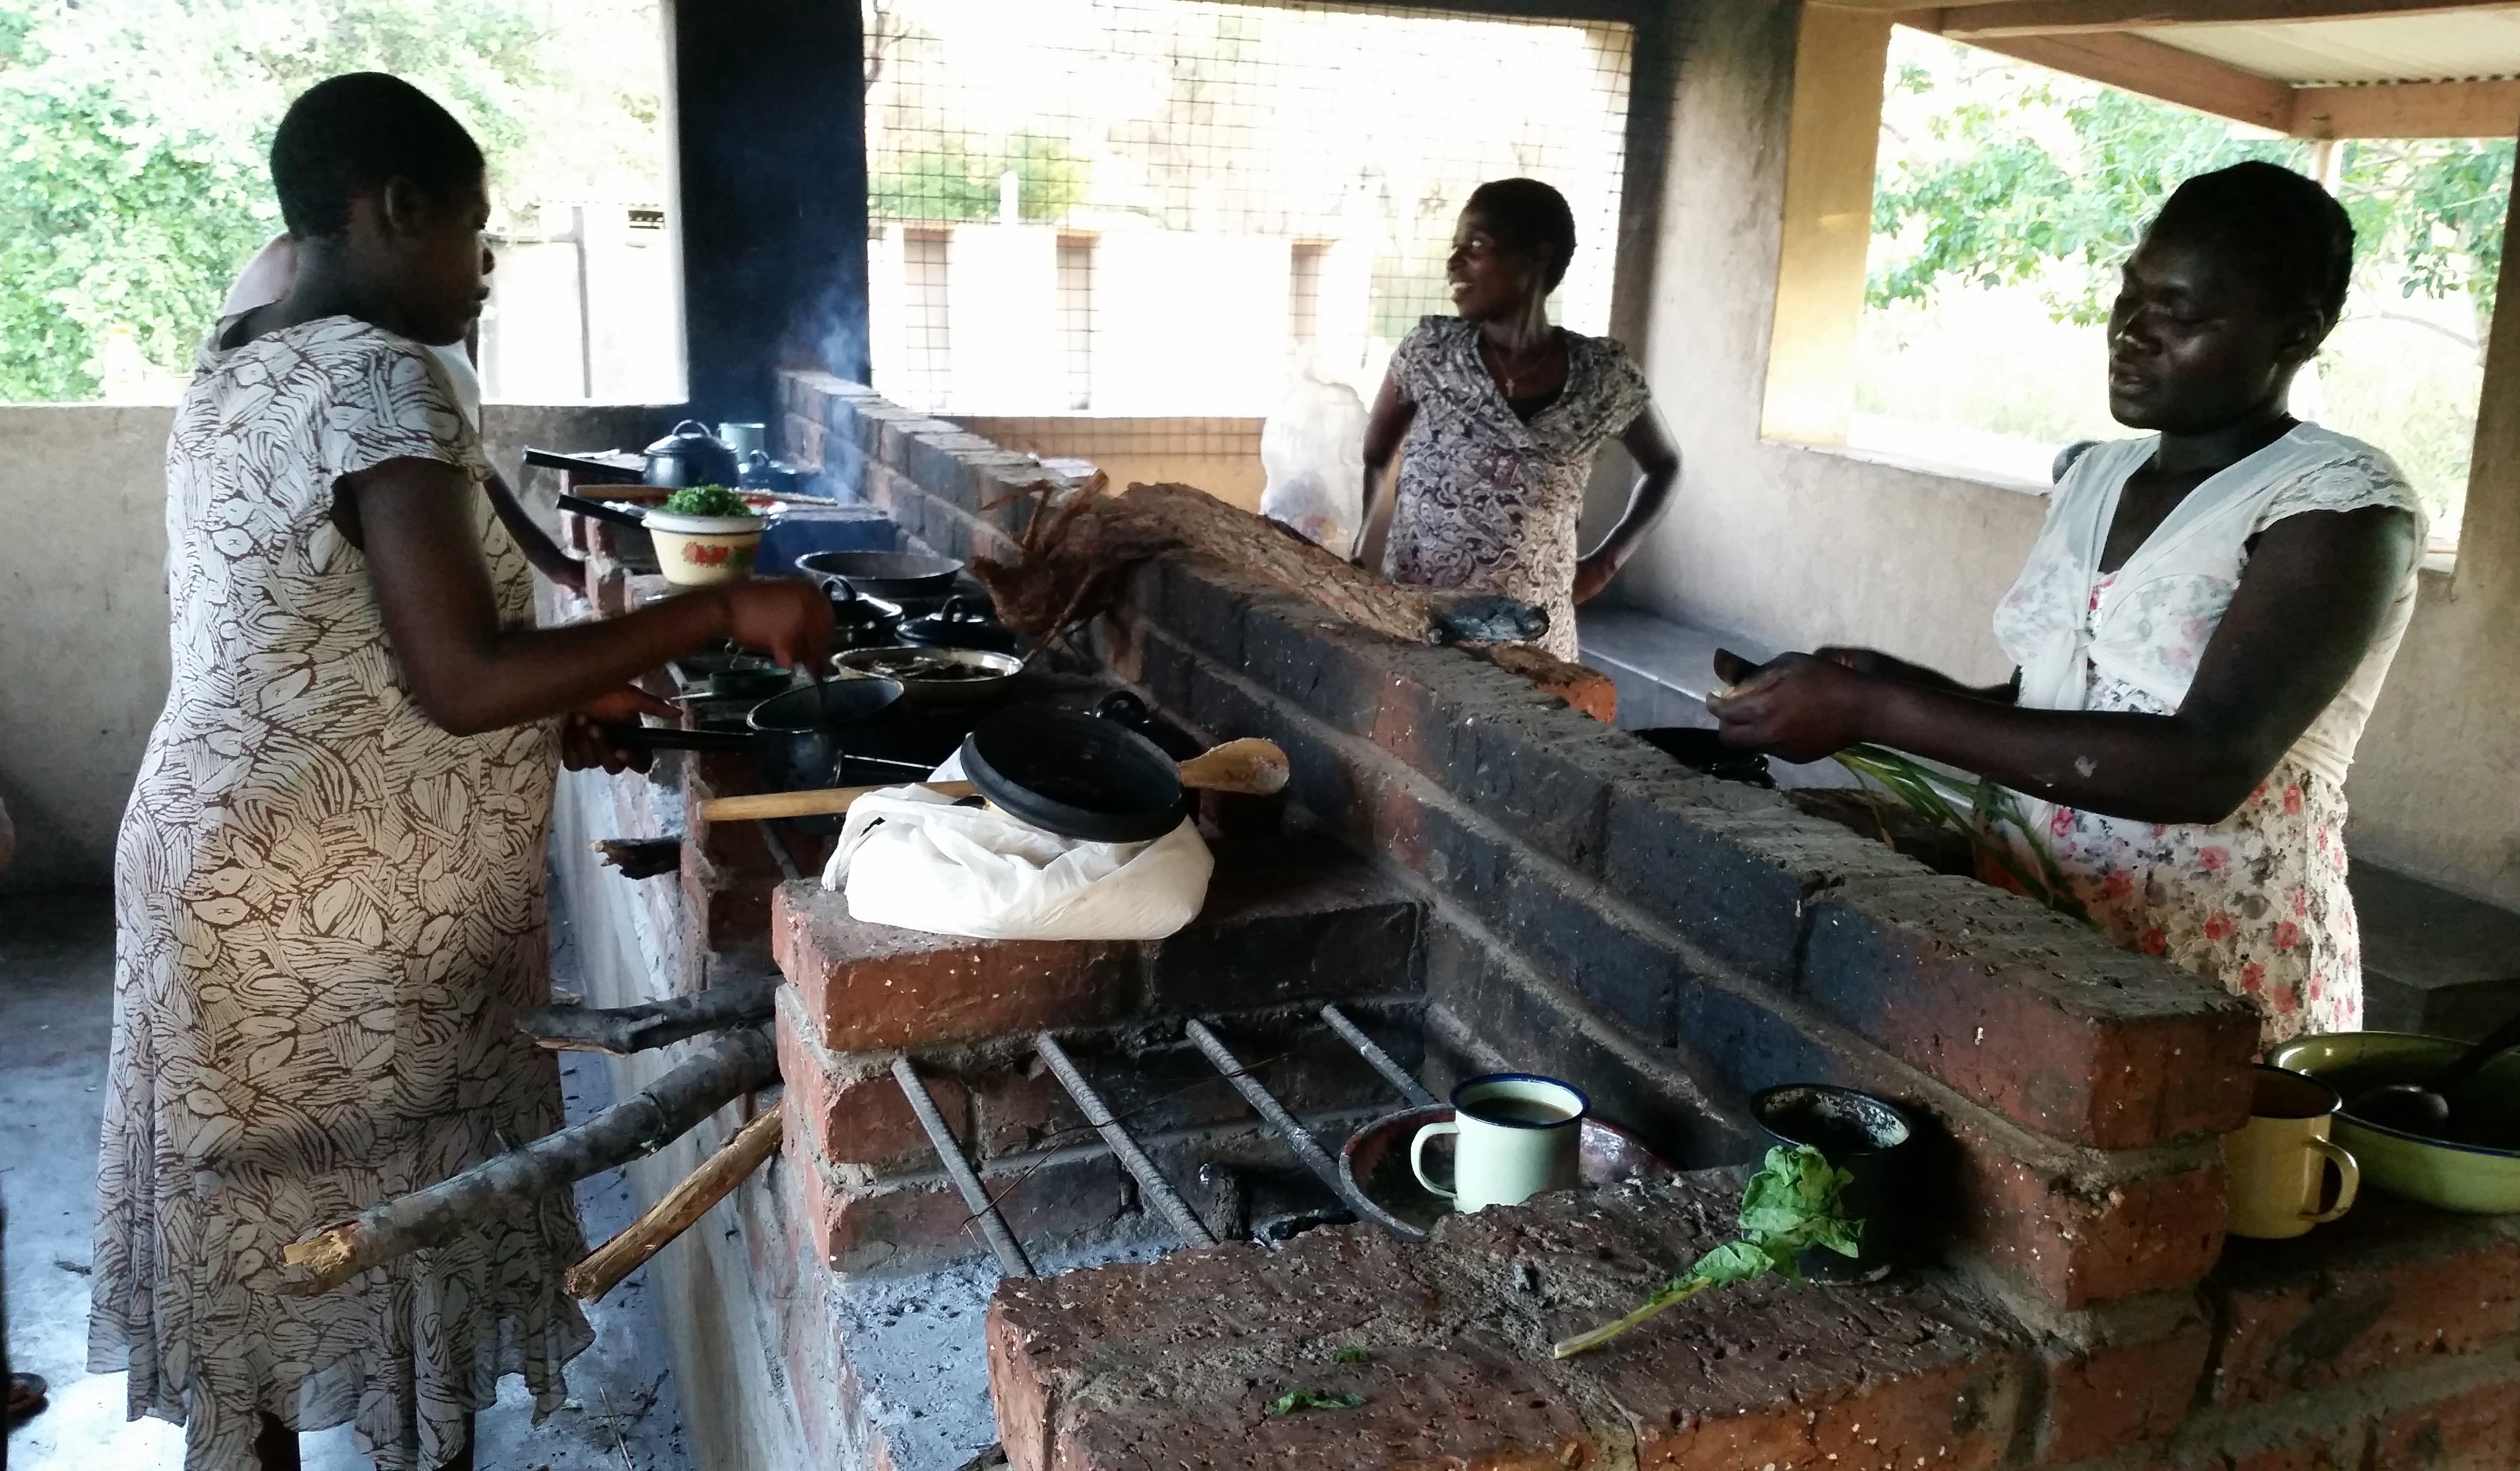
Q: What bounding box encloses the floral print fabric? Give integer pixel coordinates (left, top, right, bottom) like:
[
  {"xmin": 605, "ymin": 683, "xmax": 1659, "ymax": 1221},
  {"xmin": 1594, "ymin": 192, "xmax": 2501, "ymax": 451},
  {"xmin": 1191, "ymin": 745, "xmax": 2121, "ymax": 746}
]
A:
[
  {"xmin": 90, "ymin": 316, "xmax": 590, "ymax": 1470},
  {"xmin": 1990, "ymin": 428, "xmax": 2422, "ymax": 1049},
  {"xmin": 2032, "ymin": 639, "xmax": 2361, "ymax": 1048},
  {"xmin": 1381, "ymin": 315, "xmax": 1652, "ymax": 660}
]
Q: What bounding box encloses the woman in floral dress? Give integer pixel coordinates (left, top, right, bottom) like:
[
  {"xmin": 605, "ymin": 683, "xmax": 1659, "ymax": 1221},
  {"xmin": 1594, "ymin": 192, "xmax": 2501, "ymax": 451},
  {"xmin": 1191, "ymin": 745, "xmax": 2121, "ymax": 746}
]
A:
[
  {"xmin": 1358, "ymin": 178, "xmax": 1682, "ymax": 661},
  {"xmin": 1708, "ymin": 162, "xmax": 2424, "ymax": 1050},
  {"xmin": 89, "ymin": 75, "xmax": 829, "ymax": 1471}
]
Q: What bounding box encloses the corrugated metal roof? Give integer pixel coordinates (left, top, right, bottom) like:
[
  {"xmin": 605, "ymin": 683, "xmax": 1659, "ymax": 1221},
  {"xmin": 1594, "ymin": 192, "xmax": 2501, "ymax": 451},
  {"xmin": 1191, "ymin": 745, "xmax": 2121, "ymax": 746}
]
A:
[{"xmin": 2137, "ymin": 8, "xmax": 2520, "ymax": 85}]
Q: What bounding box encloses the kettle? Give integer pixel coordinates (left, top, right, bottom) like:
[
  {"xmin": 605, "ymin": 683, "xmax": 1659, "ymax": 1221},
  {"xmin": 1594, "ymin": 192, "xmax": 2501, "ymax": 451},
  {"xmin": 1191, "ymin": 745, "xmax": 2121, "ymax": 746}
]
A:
[{"xmin": 642, "ymin": 420, "xmax": 740, "ymax": 489}]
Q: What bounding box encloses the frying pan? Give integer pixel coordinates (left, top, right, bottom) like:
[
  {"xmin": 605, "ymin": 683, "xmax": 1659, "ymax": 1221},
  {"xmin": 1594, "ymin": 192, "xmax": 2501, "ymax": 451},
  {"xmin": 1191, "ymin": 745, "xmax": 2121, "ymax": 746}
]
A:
[
  {"xmin": 607, "ymin": 677, "xmax": 921, "ymax": 792},
  {"xmin": 957, "ymin": 706, "xmax": 1186, "ymax": 842},
  {"xmin": 796, "ymin": 550, "xmax": 966, "ymax": 600}
]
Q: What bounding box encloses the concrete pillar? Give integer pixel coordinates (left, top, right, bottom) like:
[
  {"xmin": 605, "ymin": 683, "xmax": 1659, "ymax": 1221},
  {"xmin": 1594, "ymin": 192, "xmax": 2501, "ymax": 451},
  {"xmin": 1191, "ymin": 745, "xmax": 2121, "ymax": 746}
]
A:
[
  {"xmin": 669, "ymin": 0, "xmax": 870, "ymax": 424},
  {"xmin": 1757, "ymin": 4, "xmax": 1892, "ymax": 448}
]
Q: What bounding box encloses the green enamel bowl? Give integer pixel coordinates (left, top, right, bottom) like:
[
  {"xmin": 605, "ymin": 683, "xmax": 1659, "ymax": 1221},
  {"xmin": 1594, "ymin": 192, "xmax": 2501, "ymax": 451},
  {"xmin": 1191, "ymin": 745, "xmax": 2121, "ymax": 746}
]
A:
[{"xmin": 2268, "ymin": 1031, "xmax": 2520, "ymax": 1215}]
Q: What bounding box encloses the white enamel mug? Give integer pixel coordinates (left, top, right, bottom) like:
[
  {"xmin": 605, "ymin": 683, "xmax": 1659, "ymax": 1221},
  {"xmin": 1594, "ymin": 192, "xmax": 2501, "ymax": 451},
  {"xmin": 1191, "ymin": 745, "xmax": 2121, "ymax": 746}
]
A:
[{"xmin": 1410, "ymin": 1073, "xmax": 1588, "ymax": 1212}]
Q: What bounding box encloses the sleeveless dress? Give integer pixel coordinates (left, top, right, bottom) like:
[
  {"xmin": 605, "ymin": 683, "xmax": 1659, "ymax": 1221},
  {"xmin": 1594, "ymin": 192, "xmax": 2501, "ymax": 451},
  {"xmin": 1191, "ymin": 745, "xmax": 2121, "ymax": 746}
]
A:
[
  {"xmin": 1990, "ymin": 425, "xmax": 2426, "ymax": 1048},
  {"xmin": 1381, "ymin": 316, "xmax": 1652, "ymax": 660},
  {"xmin": 89, "ymin": 316, "xmax": 591, "ymax": 1470}
]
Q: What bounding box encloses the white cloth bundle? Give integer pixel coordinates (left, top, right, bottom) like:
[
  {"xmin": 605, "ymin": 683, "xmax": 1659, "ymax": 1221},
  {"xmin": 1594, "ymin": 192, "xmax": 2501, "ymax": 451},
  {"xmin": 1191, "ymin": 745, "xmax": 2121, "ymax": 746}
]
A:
[{"xmin": 821, "ymin": 784, "xmax": 1213, "ymax": 941}]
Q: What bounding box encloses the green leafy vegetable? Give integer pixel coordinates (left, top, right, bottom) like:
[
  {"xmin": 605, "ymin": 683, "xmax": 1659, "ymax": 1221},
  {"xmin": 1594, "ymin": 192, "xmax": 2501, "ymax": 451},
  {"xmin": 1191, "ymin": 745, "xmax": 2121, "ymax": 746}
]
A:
[
  {"xmin": 1264, "ymin": 1388, "xmax": 1365, "ymax": 1415},
  {"xmin": 1551, "ymin": 1145, "xmax": 1862, "ymax": 1359},
  {"xmin": 1329, "ymin": 1346, "xmax": 1371, "ymax": 1364},
  {"xmin": 661, "ymin": 484, "xmax": 754, "ymax": 518},
  {"xmin": 1832, "ymin": 743, "xmax": 2086, "ymax": 922}
]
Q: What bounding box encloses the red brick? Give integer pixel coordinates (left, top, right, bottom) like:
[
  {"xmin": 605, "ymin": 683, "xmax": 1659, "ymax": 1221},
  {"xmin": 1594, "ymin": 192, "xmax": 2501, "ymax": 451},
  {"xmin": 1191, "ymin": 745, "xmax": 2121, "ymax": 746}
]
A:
[
  {"xmin": 775, "ymin": 995, "xmax": 971, "ymax": 1171},
  {"xmin": 1631, "ymin": 1356, "xmax": 2013, "ymax": 1470},
  {"xmin": 787, "ymin": 1126, "xmax": 1130, "ymax": 1277},
  {"xmin": 988, "ymin": 1227, "xmax": 1431, "ymax": 1471},
  {"xmin": 2211, "ymin": 1195, "xmax": 2520, "ymax": 1405},
  {"xmin": 2034, "ymin": 1317, "xmax": 2212, "ymax": 1463},
  {"xmin": 773, "ymin": 881, "xmax": 1138, "ymax": 1052},
  {"xmin": 1960, "ymin": 1140, "xmax": 2228, "ymax": 1309},
  {"xmin": 1048, "ymin": 1343, "xmax": 1595, "ymax": 1471},
  {"xmin": 1803, "ymin": 876, "xmax": 2259, "ymax": 1151},
  {"xmin": 2369, "ymin": 1378, "xmax": 2520, "ymax": 1471}
]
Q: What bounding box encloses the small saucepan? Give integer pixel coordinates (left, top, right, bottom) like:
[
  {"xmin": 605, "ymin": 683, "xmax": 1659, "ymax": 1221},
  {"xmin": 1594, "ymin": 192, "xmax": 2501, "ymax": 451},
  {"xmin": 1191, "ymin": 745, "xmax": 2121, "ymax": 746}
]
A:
[{"xmin": 607, "ymin": 676, "xmax": 922, "ymax": 792}]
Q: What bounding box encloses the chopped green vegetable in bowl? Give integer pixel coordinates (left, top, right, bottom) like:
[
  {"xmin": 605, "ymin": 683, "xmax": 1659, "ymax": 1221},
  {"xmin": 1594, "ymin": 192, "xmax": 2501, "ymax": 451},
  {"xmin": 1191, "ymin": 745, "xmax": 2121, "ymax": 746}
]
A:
[{"xmin": 661, "ymin": 484, "xmax": 754, "ymax": 518}]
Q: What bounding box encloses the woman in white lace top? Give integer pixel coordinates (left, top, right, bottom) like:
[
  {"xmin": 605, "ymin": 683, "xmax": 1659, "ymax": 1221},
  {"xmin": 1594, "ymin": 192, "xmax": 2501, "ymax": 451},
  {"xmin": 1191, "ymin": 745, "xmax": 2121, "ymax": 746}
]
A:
[{"xmin": 1708, "ymin": 162, "xmax": 2425, "ymax": 1048}]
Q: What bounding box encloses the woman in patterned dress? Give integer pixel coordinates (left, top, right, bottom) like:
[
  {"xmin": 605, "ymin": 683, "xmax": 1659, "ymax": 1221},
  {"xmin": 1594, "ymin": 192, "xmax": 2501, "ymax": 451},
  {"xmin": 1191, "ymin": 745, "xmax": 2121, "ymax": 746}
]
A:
[
  {"xmin": 1358, "ymin": 178, "xmax": 1681, "ymax": 661},
  {"xmin": 89, "ymin": 75, "xmax": 831, "ymax": 1471},
  {"xmin": 1708, "ymin": 163, "xmax": 2424, "ymax": 1050}
]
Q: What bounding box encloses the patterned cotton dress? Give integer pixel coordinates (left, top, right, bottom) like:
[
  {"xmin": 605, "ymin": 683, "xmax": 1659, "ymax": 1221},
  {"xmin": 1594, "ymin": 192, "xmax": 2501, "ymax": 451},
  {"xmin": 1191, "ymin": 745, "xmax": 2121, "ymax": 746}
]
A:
[
  {"xmin": 1991, "ymin": 427, "xmax": 2426, "ymax": 1049},
  {"xmin": 90, "ymin": 316, "xmax": 590, "ymax": 1470},
  {"xmin": 1381, "ymin": 316, "xmax": 1653, "ymax": 660}
]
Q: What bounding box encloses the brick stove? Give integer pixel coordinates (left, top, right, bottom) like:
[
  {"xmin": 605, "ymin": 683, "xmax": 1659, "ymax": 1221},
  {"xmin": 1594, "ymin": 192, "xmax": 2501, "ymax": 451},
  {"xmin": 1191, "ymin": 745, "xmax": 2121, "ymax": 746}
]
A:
[{"xmin": 545, "ymin": 376, "xmax": 2520, "ymax": 1471}]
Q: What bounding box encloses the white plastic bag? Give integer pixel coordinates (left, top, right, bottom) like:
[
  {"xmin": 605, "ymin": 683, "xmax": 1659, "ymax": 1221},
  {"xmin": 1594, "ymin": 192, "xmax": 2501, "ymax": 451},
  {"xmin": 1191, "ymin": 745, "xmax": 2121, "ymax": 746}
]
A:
[
  {"xmin": 1258, "ymin": 368, "xmax": 1368, "ymax": 558},
  {"xmin": 821, "ymin": 785, "xmax": 1214, "ymax": 941}
]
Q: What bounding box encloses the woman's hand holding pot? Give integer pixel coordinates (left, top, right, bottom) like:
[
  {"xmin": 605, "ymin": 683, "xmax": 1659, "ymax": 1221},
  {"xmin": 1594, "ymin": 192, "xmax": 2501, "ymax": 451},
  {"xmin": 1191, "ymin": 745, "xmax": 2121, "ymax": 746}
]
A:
[
  {"xmin": 1706, "ymin": 648, "xmax": 1874, "ymax": 764},
  {"xmin": 564, "ymin": 686, "xmax": 678, "ymax": 772},
  {"xmin": 711, "ymin": 579, "xmax": 835, "ymax": 672}
]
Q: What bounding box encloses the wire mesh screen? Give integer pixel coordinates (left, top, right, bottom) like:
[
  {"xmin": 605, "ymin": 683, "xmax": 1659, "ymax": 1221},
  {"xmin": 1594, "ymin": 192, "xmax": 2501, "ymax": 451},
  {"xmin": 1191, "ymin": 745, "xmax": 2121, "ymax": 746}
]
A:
[{"xmin": 862, "ymin": 0, "xmax": 1635, "ymax": 426}]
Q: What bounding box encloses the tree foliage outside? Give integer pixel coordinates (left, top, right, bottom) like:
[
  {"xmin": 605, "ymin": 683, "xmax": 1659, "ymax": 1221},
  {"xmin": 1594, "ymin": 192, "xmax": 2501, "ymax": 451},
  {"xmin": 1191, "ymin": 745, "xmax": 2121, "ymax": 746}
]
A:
[
  {"xmin": 868, "ymin": 131, "xmax": 1088, "ymax": 224},
  {"xmin": 1870, "ymin": 36, "xmax": 2512, "ymax": 335},
  {"xmin": 1858, "ymin": 33, "xmax": 2506, "ymax": 525},
  {"xmin": 0, "ymin": 0, "xmax": 664, "ymax": 402}
]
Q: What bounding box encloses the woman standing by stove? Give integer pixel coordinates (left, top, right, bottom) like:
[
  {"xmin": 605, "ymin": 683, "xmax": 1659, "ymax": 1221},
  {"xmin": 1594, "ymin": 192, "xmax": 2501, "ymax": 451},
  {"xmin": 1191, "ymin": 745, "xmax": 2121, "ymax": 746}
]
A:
[
  {"xmin": 1708, "ymin": 163, "xmax": 2424, "ymax": 1050},
  {"xmin": 89, "ymin": 74, "xmax": 830, "ymax": 1471},
  {"xmin": 1357, "ymin": 178, "xmax": 1682, "ymax": 661}
]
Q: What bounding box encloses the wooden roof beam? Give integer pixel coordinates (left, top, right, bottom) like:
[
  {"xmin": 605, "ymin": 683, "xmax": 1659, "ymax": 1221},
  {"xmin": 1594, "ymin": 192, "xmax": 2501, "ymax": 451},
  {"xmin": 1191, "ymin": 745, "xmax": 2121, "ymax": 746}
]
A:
[
  {"xmin": 2291, "ymin": 77, "xmax": 2520, "ymax": 134},
  {"xmin": 1925, "ymin": 0, "xmax": 2520, "ymax": 40},
  {"xmin": 1955, "ymin": 29, "xmax": 2300, "ymax": 128}
]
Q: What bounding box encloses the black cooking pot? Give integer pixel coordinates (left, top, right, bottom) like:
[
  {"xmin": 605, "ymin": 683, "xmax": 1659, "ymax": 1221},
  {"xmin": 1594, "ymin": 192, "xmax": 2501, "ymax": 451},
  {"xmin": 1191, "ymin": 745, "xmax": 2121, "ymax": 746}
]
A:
[
  {"xmin": 607, "ymin": 677, "xmax": 919, "ymax": 791},
  {"xmin": 827, "ymin": 582, "xmax": 906, "ymax": 652},
  {"xmin": 959, "ymin": 705, "xmax": 1186, "ymax": 843},
  {"xmin": 899, "ymin": 596, "xmax": 1018, "ymax": 654},
  {"xmin": 737, "ymin": 449, "xmax": 800, "ymax": 496},
  {"xmin": 643, "ymin": 420, "xmax": 741, "ymax": 489}
]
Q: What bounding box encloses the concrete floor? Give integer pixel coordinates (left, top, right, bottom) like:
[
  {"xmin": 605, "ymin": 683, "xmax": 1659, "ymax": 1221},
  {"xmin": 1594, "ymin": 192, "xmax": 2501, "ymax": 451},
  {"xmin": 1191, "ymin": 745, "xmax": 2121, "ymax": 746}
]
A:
[{"xmin": 2, "ymin": 890, "xmax": 688, "ymax": 1471}]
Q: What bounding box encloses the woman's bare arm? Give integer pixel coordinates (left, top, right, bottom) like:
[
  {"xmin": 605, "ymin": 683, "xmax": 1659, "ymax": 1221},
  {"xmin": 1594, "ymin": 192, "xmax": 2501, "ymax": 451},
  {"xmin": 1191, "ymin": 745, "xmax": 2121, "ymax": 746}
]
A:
[
  {"xmin": 342, "ymin": 457, "xmax": 830, "ymax": 736},
  {"xmin": 1709, "ymin": 505, "xmax": 2416, "ymax": 824},
  {"xmin": 483, "ymin": 468, "xmax": 586, "ymax": 594},
  {"xmin": 1572, "ymin": 402, "xmax": 1681, "ymax": 604},
  {"xmin": 1353, "ymin": 369, "xmax": 1416, "ymax": 570}
]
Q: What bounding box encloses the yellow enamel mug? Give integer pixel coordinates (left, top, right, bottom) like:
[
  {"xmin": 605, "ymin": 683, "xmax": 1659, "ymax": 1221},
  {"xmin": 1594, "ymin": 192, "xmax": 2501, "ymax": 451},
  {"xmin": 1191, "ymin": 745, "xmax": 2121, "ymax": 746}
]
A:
[
  {"xmin": 1410, "ymin": 1073, "xmax": 1587, "ymax": 1213},
  {"xmin": 2226, "ymin": 1064, "xmax": 2360, "ymax": 1240}
]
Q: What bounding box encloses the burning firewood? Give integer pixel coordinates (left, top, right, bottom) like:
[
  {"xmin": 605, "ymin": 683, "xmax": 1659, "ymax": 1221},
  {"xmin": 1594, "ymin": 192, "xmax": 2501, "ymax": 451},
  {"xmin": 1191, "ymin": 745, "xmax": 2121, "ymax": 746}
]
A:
[
  {"xmin": 281, "ymin": 1026, "xmax": 778, "ymax": 1295},
  {"xmin": 520, "ymin": 978, "xmax": 781, "ymax": 1055},
  {"xmin": 566, "ymin": 1107, "xmax": 783, "ymax": 1302}
]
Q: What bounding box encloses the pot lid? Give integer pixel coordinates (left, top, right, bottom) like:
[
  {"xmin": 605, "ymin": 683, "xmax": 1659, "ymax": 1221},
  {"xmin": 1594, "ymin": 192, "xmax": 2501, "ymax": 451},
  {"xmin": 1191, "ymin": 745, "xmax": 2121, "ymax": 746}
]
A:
[{"xmin": 646, "ymin": 419, "xmax": 731, "ymax": 462}]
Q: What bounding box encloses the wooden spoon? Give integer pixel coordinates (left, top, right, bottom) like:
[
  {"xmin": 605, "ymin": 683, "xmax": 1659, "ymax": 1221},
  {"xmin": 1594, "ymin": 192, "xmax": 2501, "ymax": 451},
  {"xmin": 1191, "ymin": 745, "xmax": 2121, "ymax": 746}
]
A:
[{"xmin": 695, "ymin": 736, "xmax": 1289, "ymax": 823}]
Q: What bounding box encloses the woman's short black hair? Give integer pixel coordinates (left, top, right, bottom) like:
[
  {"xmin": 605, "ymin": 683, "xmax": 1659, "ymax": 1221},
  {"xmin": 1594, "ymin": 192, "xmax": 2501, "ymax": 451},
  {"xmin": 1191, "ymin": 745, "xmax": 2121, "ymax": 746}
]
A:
[
  {"xmin": 2146, "ymin": 160, "xmax": 2356, "ymax": 332},
  {"xmin": 1465, "ymin": 178, "xmax": 1578, "ymax": 292},
  {"xmin": 270, "ymin": 73, "xmax": 485, "ymax": 239}
]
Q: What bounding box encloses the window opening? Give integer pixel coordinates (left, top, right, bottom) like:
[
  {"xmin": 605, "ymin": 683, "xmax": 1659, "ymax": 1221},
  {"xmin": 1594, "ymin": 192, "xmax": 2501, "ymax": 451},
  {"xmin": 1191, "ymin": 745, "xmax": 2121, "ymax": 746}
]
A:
[
  {"xmin": 862, "ymin": 0, "xmax": 1634, "ymax": 436},
  {"xmin": 0, "ymin": 0, "xmax": 677, "ymax": 406},
  {"xmin": 1858, "ymin": 28, "xmax": 2505, "ymax": 557}
]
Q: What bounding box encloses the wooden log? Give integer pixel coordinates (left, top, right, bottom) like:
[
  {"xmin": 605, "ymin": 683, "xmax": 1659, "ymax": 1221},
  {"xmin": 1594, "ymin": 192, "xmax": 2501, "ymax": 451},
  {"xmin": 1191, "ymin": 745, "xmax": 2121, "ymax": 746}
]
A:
[
  {"xmin": 1115, "ymin": 483, "xmax": 1547, "ymax": 646},
  {"xmin": 281, "ymin": 1027, "xmax": 778, "ymax": 1294},
  {"xmin": 592, "ymin": 837, "xmax": 682, "ymax": 880},
  {"xmin": 521, "ymin": 979, "xmax": 781, "ymax": 1055},
  {"xmin": 565, "ymin": 1107, "xmax": 783, "ymax": 1302}
]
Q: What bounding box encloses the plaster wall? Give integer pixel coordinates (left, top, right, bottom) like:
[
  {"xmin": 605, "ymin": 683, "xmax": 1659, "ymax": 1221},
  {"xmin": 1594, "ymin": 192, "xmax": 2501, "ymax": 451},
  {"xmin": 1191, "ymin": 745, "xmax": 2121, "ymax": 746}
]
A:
[
  {"xmin": 1601, "ymin": 0, "xmax": 2044, "ymax": 686},
  {"xmin": 2344, "ymin": 219, "xmax": 2520, "ymax": 908},
  {"xmin": 0, "ymin": 403, "xmax": 668, "ymax": 892}
]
